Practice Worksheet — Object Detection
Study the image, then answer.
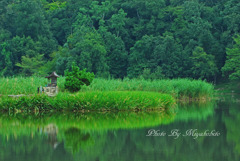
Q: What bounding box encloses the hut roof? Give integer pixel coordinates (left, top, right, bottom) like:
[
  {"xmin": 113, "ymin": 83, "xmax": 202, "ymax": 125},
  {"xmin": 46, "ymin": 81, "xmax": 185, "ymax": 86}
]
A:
[{"xmin": 45, "ymin": 72, "xmax": 60, "ymax": 78}]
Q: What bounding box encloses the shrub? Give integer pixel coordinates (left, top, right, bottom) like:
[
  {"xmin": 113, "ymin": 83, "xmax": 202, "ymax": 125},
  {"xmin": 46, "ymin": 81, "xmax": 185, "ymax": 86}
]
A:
[{"xmin": 64, "ymin": 65, "xmax": 94, "ymax": 92}]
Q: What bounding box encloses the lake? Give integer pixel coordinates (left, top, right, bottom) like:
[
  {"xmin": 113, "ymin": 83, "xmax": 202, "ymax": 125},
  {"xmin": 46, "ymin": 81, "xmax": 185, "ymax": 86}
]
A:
[{"xmin": 0, "ymin": 95, "xmax": 239, "ymax": 161}]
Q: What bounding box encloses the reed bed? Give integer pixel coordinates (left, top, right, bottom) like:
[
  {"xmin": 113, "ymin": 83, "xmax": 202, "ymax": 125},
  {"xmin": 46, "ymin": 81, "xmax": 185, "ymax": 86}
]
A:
[
  {"xmin": 0, "ymin": 77, "xmax": 214, "ymax": 100},
  {"xmin": 81, "ymin": 78, "xmax": 214, "ymax": 100},
  {"xmin": 0, "ymin": 91, "xmax": 175, "ymax": 111},
  {"xmin": 0, "ymin": 76, "xmax": 65, "ymax": 95}
]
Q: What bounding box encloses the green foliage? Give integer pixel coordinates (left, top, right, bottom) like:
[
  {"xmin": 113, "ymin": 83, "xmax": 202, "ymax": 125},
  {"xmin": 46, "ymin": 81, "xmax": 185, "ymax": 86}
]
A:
[
  {"xmin": 139, "ymin": 67, "xmax": 165, "ymax": 80},
  {"xmin": 222, "ymin": 35, "xmax": 240, "ymax": 80},
  {"xmin": 0, "ymin": 77, "xmax": 213, "ymax": 100},
  {"xmin": 81, "ymin": 78, "xmax": 214, "ymax": 100},
  {"xmin": 154, "ymin": 35, "xmax": 183, "ymax": 78},
  {"xmin": 16, "ymin": 54, "xmax": 45, "ymax": 76},
  {"xmin": 0, "ymin": 110, "xmax": 175, "ymax": 135},
  {"xmin": 64, "ymin": 65, "xmax": 95, "ymax": 92},
  {"xmin": 4, "ymin": 0, "xmax": 52, "ymax": 40},
  {"xmin": 101, "ymin": 32, "xmax": 128, "ymax": 78},
  {"xmin": 0, "ymin": 1, "xmax": 232, "ymax": 81},
  {"xmin": 0, "ymin": 100, "xmax": 239, "ymax": 161},
  {"xmin": 0, "ymin": 42, "xmax": 13, "ymax": 76},
  {"xmin": 223, "ymin": 102, "xmax": 240, "ymax": 154},
  {"xmin": 109, "ymin": 8, "xmax": 127, "ymax": 37},
  {"xmin": 128, "ymin": 35, "xmax": 184, "ymax": 79},
  {"xmin": 0, "ymin": 91, "xmax": 175, "ymax": 111},
  {"xmin": 176, "ymin": 101, "xmax": 215, "ymax": 121},
  {"xmin": 42, "ymin": 0, "xmax": 67, "ymax": 11},
  {"xmin": 64, "ymin": 128, "xmax": 92, "ymax": 154},
  {"xmin": 1, "ymin": 0, "xmax": 239, "ymax": 81},
  {"xmin": 127, "ymin": 35, "xmax": 158, "ymax": 78},
  {"xmin": 191, "ymin": 46, "xmax": 218, "ymax": 80},
  {"xmin": 0, "ymin": 76, "xmax": 65, "ymax": 95}
]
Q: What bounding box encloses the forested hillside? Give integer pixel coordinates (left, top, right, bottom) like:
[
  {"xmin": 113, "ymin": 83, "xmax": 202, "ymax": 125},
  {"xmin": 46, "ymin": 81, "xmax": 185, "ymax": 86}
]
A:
[{"xmin": 0, "ymin": 0, "xmax": 239, "ymax": 81}]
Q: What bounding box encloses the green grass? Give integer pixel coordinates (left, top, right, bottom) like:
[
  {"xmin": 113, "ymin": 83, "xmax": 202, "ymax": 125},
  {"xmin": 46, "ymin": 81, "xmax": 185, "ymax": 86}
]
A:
[
  {"xmin": 0, "ymin": 77, "xmax": 214, "ymax": 100},
  {"xmin": 81, "ymin": 78, "xmax": 214, "ymax": 100},
  {"xmin": 0, "ymin": 91, "xmax": 175, "ymax": 111},
  {"xmin": 0, "ymin": 77, "xmax": 213, "ymax": 111},
  {"xmin": 0, "ymin": 76, "xmax": 65, "ymax": 95}
]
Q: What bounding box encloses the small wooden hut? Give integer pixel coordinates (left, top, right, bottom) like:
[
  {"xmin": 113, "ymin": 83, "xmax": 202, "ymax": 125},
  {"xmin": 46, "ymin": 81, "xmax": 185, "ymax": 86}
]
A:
[{"xmin": 45, "ymin": 72, "xmax": 60, "ymax": 87}]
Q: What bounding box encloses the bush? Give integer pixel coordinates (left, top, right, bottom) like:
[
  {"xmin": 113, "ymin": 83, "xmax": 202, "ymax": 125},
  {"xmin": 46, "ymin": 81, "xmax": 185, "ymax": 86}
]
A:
[{"xmin": 64, "ymin": 65, "xmax": 94, "ymax": 92}]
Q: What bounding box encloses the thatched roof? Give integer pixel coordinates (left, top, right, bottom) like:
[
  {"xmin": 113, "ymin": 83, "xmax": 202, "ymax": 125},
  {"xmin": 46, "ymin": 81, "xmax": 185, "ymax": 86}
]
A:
[{"xmin": 45, "ymin": 72, "xmax": 60, "ymax": 78}]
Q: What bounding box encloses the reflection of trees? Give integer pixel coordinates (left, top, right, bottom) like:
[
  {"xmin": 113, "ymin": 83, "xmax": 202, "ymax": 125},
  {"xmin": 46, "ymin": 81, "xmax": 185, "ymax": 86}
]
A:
[
  {"xmin": 223, "ymin": 101, "xmax": 240, "ymax": 154},
  {"xmin": 0, "ymin": 134, "xmax": 74, "ymax": 161},
  {"xmin": 64, "ymin": 111, "xmax": 175, "ymax": 130},
  {"xmin": 175, "ymin": 101, "xmax": 215, "ymax": 122},
  {"xmin": 0, "ymin": 111, "xmax": 175, "ymax": 160},
  {"xmin": 71, "ymin": 101, "xmax": 239, "ymax": 161},
  {"xmin": 0, "ymin": 101, "xmax": 239, "ymax": 161},
  {"xmin": 0, "ymin": 135, "xmax": 52, "ymax": 161},
  {"xmin": 64, "ymin": 127, "xmax": 93, "ymax": 154},
  {"xmin": 0, "ymin": 110, "xmax": 175, "ymax": 136},
  {"xmin": 72, "ymin": 125, "xmax": 238, "ymax": 161}
]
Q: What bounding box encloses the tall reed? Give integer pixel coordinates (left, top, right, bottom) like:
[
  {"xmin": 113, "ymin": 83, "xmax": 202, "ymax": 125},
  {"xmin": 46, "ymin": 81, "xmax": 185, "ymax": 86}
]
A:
[
  {"xmin": 0, "ymin": 76, "xmax": 65, "ymax": 95},
  {"xmin": 0, "ymin": 91, "xmax": 175, "ymax": 111},
  {"xmin": 0, "ymin": 77, "xmax": 214, "ymax": 100},
  {"xmin": 81, "ymin": 78, "xmax": 214, "ymax": 100}
]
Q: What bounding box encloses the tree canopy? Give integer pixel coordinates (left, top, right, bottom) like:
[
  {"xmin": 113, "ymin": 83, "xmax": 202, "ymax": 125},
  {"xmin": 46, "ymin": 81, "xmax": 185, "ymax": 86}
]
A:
[
  {"xmin": 0, "ymin": 0, "xmax": 239, "ymax": 81},
  {"xmin": 222, "ymin": 35, "xmax": 240, "ymax": 80}
]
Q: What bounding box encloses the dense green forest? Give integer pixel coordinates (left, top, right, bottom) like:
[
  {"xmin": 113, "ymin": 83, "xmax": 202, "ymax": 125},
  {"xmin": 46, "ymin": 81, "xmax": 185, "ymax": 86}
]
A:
[{"xmin": 0, "ymin": 0, "xmax": 239, "ymax": 82}]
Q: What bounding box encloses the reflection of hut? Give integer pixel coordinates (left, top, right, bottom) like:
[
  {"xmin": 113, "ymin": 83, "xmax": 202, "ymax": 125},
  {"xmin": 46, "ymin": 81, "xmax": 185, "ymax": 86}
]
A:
[
  {"xmin": 45, "ymin": 71, "xmax": 60, "ymax": 87},
  {"xmin": 43, "ymin": 72, "xmax": 59, "ymax": 96},
  {"xmin": 43, "ymin": 124, "xmax": 59, "ymax": 149}
]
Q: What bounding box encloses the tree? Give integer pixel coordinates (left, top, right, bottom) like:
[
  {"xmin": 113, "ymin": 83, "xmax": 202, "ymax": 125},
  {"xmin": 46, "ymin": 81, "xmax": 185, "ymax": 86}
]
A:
[
  {"xmin": 67, "ymin": 30, "xmax": 109, "ymax": 78},
  {"xmin": 15, "ymin": 54, "xmax": 45, "ymax": 76},
  {"xmin": 139, "ymin": 66, "xmax": 165, "ymax": 80},
  {"xmin": 222, "ymin": 35, "xmax": 240, "ymax": 80},
  {"xmin": 153, "ymin": 35, "xmax": 183, "ymax": 78},
  {"xmin": 41, "ymin": 0, "xmax": 67, "ymax": 11},
  {"xmin": 64, "ymin": 65, "xmax": 94, "ymax": 92},
  {"xmin": 0, "ymin": 42, "xmax": 13, "ymax": 76},
  {"xmin": 109, "ymin": 9, "xmax": 127, "ymax": 37},
  {"xmin": 101, "ymin": 32, "xmax": 128, "ymax": 78},
  {"xmin": 191, "ymin": 46, "xmax": 218, "ymax": 81},
  {"xmin": 9, "ymin": 36, "xmax": 52, "ymax": 75},
  {"xmin": 127, "ymin": 35, "xmax": 157, "ymax": 78},
  {"xmin": 4, "ymin": 0, "xmax": 51, "ymax": 40},
  {"xmin": 0, "ymin": 0, "xmax": 239, "ymax": 80}
]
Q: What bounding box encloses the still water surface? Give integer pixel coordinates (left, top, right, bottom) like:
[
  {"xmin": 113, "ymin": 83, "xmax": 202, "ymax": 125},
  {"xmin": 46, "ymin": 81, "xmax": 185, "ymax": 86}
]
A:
[{"xmin": 0, "ymin": 95, "xmax": 239, "ymax": 161}]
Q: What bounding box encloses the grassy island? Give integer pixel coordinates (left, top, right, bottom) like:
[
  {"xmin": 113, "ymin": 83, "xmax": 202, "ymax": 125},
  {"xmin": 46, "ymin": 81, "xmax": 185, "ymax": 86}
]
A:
[
  {"xmin": 81, "ymin": 78, "xmax": 214, "ymax": 100},
  {"xmin": 0, "ymin": 77, "xmax": 214, "ymax": 111},
  {"xmin": 0, "ymin": 91, "xmax": 175, "ymax": 111}
]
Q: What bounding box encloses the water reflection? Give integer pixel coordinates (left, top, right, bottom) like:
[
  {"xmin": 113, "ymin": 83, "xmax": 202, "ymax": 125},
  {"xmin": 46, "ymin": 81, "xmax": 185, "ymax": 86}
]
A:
[
  {"xmin": 0, "ymin": 100, "xmax": 239, "ymax": 161},
  {"xmin": 175, "ymin": 101, "xmax": 216, "ymax": 122},
  {"xmin": 41, "ymin": 124, "xmax": 59, "ymax": 149}
]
